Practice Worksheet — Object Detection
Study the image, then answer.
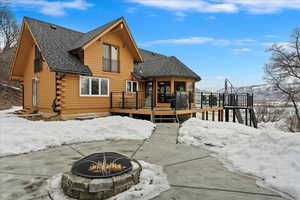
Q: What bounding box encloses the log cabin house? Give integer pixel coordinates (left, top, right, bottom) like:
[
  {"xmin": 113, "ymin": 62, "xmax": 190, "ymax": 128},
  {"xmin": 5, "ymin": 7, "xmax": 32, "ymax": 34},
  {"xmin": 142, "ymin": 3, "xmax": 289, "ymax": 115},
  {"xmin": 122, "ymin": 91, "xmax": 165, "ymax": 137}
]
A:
[{"xmin": 10, "ymin": 17, "xmax": 256, "ymax": 124}]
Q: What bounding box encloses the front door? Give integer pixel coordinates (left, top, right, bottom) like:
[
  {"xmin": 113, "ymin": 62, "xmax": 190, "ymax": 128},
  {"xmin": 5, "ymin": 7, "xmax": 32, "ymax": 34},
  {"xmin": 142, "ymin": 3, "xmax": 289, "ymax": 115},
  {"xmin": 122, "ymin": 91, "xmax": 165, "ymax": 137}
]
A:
[
  {"xmin": 145, "ymin": 81, "xmax": 153, "ymax": 107},
  {"xmin": 32, "ymin": 78, "xmax": 37, "ymax": 106},
  {"xmin": 157, "ymin": 81, "xmax": 171, "ymax": 103}
]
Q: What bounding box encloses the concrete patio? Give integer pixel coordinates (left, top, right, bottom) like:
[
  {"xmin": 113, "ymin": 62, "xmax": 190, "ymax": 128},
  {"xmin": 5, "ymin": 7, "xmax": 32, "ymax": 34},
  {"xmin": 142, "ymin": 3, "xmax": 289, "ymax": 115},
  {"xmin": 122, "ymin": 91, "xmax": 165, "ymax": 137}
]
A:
[{"xmin": 0, "ymin": 123, "xmax": 285, "ymax": 200}]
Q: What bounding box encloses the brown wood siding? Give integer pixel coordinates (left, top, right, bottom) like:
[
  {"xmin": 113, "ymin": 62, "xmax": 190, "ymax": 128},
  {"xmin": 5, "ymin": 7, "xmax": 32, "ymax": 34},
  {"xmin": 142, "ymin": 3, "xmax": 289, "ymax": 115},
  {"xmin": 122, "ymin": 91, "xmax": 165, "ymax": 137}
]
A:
[
  {"xmin": 22, "ymin": 24, "xmax": 56, "ymax": 114},
  {"xmin": 61, "ymin": 30, "xmax": 136, "ymax": 115}
]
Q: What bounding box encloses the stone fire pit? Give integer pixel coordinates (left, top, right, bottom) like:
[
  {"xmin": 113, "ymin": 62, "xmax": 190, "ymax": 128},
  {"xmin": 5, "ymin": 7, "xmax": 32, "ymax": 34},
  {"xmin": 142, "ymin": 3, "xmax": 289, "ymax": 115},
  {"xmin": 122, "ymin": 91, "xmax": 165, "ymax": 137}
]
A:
[{"xmin": 61, "ymin": 152, "xmax": 142, "ymax": 200}]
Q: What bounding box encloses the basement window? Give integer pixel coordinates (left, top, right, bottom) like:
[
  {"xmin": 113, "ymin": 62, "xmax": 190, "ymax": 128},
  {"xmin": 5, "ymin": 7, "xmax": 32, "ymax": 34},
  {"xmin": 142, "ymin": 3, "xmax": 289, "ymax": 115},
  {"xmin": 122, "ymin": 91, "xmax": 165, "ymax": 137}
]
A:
[
  {"xmin": 34, "ymin": 45, "xmax": 43, "ymax": 73},
  {"xmin": 80, "ymin": 76, "xmax": 109, "ymax": 97},
  {"xmin": 126, "ymin": 80, "xmax": 138, "ymax": 93}
]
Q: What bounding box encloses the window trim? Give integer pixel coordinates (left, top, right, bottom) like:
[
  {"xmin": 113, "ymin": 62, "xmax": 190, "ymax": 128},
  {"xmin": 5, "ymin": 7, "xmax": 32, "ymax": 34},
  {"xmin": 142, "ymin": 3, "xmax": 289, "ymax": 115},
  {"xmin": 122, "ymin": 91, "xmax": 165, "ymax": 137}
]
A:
[
  {"xmin": 79, "ymin": 76, "xmax": 110, "ymax": 97},
  {"xmin": 102, "ymin": 43, "xmax": 120, "ymax": 73},
  {"xmin": 126, "ymin": 80, "xmax": 139, "ymax": 93}
]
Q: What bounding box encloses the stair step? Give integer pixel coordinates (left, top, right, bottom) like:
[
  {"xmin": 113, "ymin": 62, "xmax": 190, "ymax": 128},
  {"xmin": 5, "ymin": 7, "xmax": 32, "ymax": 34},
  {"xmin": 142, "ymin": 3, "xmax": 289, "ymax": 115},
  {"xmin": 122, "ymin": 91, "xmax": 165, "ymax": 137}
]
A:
[{"xmin": 155, "ymin": 118, "xmax": 177, "ymax": 120}]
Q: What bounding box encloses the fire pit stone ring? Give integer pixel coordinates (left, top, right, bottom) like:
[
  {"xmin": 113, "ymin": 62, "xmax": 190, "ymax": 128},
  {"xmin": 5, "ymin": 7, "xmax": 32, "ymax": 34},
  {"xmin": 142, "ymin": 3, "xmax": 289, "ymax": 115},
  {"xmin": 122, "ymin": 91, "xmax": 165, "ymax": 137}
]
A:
[{"xmin": 61, "ymin": 153, "xmax": 142, "ymax": 200}]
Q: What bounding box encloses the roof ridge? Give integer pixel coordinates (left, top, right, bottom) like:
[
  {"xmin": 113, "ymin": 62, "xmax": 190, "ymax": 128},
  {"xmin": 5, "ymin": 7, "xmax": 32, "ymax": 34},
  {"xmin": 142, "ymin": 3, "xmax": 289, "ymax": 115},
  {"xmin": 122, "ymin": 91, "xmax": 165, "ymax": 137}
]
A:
[
  {"xmin": 138, "ymin": 48, "xmax": 169, "ymax": 58},
  {"xmin": 24, "ymin": 16, "xmax": 84, "ymax": 34},
  {"xmin": 84, "ymin": 17, "xmax": 124, "ymax": 34}
]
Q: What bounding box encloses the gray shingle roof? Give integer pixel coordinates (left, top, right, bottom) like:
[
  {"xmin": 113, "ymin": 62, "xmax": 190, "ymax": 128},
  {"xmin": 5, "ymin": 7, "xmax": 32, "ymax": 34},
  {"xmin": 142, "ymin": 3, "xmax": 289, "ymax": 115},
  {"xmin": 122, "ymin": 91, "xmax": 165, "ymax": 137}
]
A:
[
  {"xmin": 134, "ymin": 49, "xmax": 201, "ymax": 81},
  {"xmin": 24, "ymin": 17, "xmax": 92, "ymax": 75},
  {"xmin": 69, "ymin": 17, "xmax": 123, "ymax": 51},
  {"xmin": 23, "ymin": 17, "xmax": 200, "ymax": 80}
]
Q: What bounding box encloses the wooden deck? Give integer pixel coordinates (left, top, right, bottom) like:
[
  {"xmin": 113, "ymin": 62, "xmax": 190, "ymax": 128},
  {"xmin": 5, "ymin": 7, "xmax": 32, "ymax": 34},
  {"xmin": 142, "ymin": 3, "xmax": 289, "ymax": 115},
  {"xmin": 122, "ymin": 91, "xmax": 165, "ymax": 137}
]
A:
[{"xmin": 110, "ymin": 107, "xmax": 224, "ymax": 116}]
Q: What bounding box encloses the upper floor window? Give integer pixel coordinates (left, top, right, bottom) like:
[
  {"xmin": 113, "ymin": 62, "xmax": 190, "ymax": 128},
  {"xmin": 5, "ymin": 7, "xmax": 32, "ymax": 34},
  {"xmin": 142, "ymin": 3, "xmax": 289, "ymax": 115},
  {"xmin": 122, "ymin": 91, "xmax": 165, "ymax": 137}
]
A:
[
  {"xmin": 34, "ymin": 45, "xmax": 42, "ymax": 73},
  {"xmin": 126, "ymin": 80, "xmax": 138, "ymax": 93},
  {"xmin": 103, "ymin": 43, "xmax": 119, "ymax": 73},
  {"xmin": 80, "ymin": 76, "xmax": 109, "ymax": 97}
]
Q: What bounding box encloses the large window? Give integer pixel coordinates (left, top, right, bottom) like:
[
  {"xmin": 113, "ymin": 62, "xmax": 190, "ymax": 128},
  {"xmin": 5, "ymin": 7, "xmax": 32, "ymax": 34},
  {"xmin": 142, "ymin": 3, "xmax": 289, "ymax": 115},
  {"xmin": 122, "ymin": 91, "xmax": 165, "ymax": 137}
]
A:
[
  {"xmin": 187, "ymin": 82, "xmax": 195, "ymax": 93},
  {"xmin": 126, "ymin": 80, "xmax": 138, "ymax": 93},
  {"xmin": 34, "ymin": 45, "xmax": 43, "ymax": 73},
  {"xmin": 80, "ymin": 76, "xmax": 109, "ymax": 97},
  {"xmin": 103, "ymin": 43, "xmax": 119, "ymax": 73}
]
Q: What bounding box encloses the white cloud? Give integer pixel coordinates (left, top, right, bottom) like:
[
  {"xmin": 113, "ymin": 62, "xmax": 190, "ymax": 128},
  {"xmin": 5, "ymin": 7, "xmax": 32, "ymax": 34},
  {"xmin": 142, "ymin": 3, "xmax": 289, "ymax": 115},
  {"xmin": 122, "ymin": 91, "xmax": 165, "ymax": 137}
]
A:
[
  {"xmin": 264, "ymin": 34, "xmax": 280, "ymax": 38},
  {"xmin": 126, "ymin": 0, "xmax": 238, "ymax": 13},
  {"xmin": 139, "ymin": 36, "xmax": 258, "ymax": 47},
  {"xmin": 232, "ymin": 48, "xmax": 252, "ymax": 53},
  {"xmin": 216, "ymin": 76, "xmax": 227, "ymax": 81},
  {"xmin": 174, "ymin": 11, "xmax": 186, "ymax": 17},
  {"xmin": 223, "ymin": 0, "xmax": 300, "ymax": 14},
  {"xmin": 126, "ymin": 0, "xmax": 300, "ymax": 14},
  {"xmin": 1, "ymin": 0, "xmax": 93, "ymax": 16},
  {"xmin": 125, "ymin": 7, "xmax": 138, "ymax": 13},
  {"xmin": 261, "ymin": 42, "xmax": 290, "ymax": 48},
  {"xmin": 139, "ymin": 36, "xmax": 231, "ymax": 46},
  {"xmin": 206, "ymin": 15, "xmax": 217, "ymax": 20},
  {"xmin": 234, "ymin": 39, "xmax": 256, "ymax": 45}
]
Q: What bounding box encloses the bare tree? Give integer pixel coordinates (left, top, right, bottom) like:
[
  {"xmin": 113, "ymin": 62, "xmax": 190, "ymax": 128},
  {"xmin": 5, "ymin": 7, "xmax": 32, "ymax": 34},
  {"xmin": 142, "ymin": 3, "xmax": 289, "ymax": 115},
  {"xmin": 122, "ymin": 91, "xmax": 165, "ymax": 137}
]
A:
[
  {"xmin": 264, "ymin": 29, "xmax": 300, "ymax": 130},
  {"xmin": 0, "ymin": 6, "xmax": 18, "ymax": 52},
  {"xmin": 0, "ymin": 5, "xmax": 19, "ymax": 84}
]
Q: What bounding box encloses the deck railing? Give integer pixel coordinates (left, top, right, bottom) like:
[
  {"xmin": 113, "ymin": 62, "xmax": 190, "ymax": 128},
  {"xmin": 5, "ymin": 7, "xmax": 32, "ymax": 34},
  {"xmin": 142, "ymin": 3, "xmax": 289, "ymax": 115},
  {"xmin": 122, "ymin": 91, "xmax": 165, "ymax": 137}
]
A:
[{"xmin": 110, "ymin": 91, "xmax": 254, "ymax": 110}]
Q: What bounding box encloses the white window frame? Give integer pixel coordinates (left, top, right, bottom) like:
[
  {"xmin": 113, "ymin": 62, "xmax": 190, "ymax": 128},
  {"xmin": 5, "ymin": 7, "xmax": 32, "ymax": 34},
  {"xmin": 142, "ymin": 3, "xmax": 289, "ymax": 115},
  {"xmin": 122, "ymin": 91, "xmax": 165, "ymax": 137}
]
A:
[
  {"xmin": 80, "ymin": 76, "xmax": 110, "ymax": 97},
  {"xmin": 126, "ymin": 80, "xmax": 139, "ymax": 93}
]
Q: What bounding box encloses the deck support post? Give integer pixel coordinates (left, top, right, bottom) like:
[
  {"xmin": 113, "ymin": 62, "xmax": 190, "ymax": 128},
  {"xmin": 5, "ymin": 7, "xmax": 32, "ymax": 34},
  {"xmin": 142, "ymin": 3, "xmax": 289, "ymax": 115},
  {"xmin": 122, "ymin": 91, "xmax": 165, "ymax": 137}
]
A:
[
  {"xmin": 210, "ymin": 93, "xmax": 213, "ymax": 108},
  {"xmin": 150, "ymin": 114, "xmax": 154, "ymax": 122},
  {"xmin": 206, "ymin": 112, "xmax": 208, "ymax": 120},
  {"xmin": 249, "ymin": 109, "xmax": 252, "ymax": 127},
  {"xmin": 202, "ymin": 112, "xmax": 205, "ymax": 120},
  {"xmin": 220, "ymin": 110, "xmax": 224, "ymax": 122},
  {"xmin": 212, "ymin": 111, "xmax": 215, "ymax": 121},
  {"xmin": 225, "ymin": 109, "xmax": 229, "ymax": 122},
  {"xmin": 233, "ymin": 109, "xmax": 236, "ymax": 123},
  {"xmin": 218, "ymin": 110, "xmax": 220, "ymax": 121},
  {"xmin": 151, "ymin": 91, "xmax": 154, "ymax": 110},
  {"xmin": 189, "ymin": 91, "xmax": 192, "ymax": 110},
  {"xmin": 136, "ymin": 91, "xmax": 138, "ymax": 110},
  {"xmin": 110, "ymin": 92, "xmax": 113, "ymax": 109},
  {"xmin": 200, "ymin": 92, "xmax": 203, "ymax": 109},
  {"xmin": 122, "ymin": 92, "xmax": 125, "ymax": 109},
  {"xmin": 245, "ymin": 108, "xmax": 248, "ymax": 126}
]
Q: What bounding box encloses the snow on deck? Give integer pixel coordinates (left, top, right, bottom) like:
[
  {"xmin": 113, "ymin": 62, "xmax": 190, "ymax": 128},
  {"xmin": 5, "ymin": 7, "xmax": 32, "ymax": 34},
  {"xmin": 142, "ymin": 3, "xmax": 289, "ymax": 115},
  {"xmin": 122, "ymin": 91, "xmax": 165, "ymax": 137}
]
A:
[
  {"xmin": 0, "ymin": 107, "xmax": 155, "ymax": 157},
  {"xmin": 179, "ymin": 118, "xmax": 300, "ymax": 200}
]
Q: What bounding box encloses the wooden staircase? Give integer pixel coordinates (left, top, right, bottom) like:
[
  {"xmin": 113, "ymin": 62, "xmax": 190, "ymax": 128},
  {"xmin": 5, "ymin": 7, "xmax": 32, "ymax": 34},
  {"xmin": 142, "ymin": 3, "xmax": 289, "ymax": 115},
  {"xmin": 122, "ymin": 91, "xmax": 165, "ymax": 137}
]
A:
[
  {"xmin": 152, "ymin": 108, "xmax": 178, "ymax": 123},
  {"xmin": 14, "ymin": 107, "xmax": 38, "ymax": 115},
  {"xmin": 153, "ymin": 114, "xmax": 178, "ymax": 123}
]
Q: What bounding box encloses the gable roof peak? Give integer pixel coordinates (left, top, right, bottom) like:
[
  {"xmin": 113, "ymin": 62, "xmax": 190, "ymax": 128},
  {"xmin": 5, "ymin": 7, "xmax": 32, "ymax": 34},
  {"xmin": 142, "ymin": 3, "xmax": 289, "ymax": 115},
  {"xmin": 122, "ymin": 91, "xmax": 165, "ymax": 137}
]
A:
[{"xmin": 69, "ymin": 17, "xmax": 125, "ymax": 51}]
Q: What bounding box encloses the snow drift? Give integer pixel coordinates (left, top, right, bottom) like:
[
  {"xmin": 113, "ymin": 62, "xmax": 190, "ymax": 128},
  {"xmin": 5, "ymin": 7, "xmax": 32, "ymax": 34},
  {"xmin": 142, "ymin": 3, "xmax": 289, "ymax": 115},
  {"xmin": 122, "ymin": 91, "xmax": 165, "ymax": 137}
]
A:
[
  {"xmin": 179, "ymin": 118, "xmax": 300, "ymax": 200},
  {"xmin": 0, "ymin": 107, "xmax": 155, "ymax": 157}
]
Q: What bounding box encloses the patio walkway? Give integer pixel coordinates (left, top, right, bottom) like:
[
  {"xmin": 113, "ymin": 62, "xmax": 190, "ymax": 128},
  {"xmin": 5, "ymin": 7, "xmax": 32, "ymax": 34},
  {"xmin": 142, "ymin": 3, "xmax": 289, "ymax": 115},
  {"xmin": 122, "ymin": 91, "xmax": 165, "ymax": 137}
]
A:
[{"xmin": 0, "ymin": 123, "xmax": 285, "ymax": 200}]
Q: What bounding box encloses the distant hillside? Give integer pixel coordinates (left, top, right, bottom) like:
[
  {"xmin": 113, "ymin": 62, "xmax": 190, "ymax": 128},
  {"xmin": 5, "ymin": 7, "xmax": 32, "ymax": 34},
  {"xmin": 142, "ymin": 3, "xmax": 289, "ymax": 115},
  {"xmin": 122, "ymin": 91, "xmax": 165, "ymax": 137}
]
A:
[{"xmin": 198, "ymin": 84, "xmax": 287, "ymax": 102}]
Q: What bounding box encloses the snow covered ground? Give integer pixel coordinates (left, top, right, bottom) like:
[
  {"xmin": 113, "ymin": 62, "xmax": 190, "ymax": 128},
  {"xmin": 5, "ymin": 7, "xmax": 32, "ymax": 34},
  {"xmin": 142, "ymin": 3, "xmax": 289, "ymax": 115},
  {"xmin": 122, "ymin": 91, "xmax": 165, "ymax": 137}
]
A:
[
  {"xmin": 48, "ymin": 161, "xmax": 170, "ymax": 200},
  {"xmin": 178, "ymin": 118, "xmax": 300, "ymax": 200},
  {"xmin": 0, "ymin": 107, "xmax": 155, "ymax": 157}
]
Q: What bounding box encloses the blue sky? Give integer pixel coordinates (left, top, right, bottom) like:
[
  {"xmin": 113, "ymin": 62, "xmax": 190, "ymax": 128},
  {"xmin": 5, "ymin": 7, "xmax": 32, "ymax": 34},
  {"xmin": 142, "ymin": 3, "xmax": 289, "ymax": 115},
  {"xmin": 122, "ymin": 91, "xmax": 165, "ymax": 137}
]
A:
[{"xmin": 5, "ymin": 0, "xmax": 300, "ymax": 90}]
